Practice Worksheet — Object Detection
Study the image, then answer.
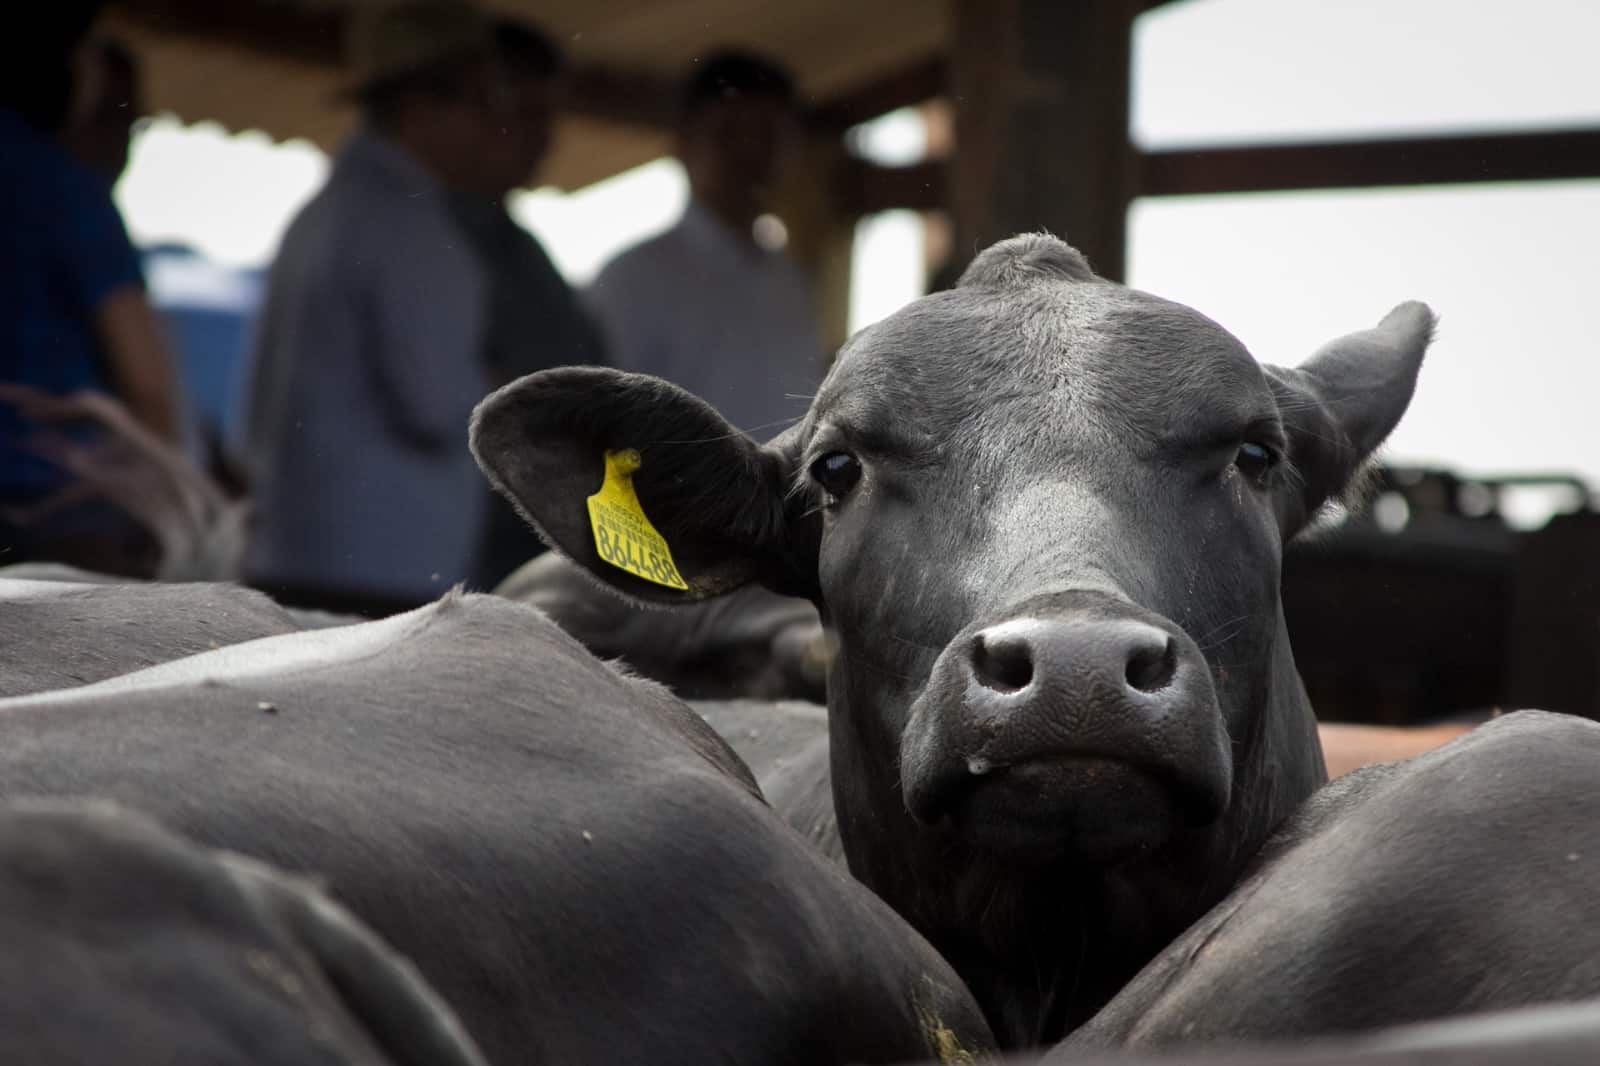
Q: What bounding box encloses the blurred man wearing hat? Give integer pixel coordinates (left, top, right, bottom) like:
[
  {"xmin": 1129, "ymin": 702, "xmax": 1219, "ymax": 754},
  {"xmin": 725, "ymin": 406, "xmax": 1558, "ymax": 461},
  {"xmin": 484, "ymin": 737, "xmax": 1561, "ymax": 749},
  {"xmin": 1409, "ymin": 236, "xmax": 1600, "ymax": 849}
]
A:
[{"xmin": 240, "ymin": 0, "xmax": 513, "ymax": 614}]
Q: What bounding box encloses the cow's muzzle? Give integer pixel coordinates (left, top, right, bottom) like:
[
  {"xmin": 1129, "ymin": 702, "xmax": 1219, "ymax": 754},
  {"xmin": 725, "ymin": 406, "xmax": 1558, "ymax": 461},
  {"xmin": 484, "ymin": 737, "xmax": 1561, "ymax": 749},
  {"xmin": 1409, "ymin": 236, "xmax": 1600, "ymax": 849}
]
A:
[{"xmin": 899, "ymin": 591, "xmax": 1231, "ymax": 865}]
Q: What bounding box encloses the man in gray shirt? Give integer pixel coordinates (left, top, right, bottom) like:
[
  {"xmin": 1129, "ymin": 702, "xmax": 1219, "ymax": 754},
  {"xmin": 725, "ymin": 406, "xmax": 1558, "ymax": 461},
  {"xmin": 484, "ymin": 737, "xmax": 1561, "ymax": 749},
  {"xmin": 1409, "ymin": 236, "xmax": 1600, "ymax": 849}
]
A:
[{"xmin": 241, "ymin": 1, "xmax": 507, "ymax": 613}]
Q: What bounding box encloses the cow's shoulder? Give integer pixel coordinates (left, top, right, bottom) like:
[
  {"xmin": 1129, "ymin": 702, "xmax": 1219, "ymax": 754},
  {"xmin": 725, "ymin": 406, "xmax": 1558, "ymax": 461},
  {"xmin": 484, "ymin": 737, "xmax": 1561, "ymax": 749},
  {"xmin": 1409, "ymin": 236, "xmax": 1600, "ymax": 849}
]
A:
[
  {"xmin": 1071, "ymin": 711, "xmax": 1600, "ymax": 1046},
  {"xmin": 694, "ymin": 699, "xmax": 839, "ymax": 859},
  {"xmin": 1276, "ymin": 709, "xmax": 1598, "ymax": 858},
  {"xmin": 596, "ymin": 773, "xmax": 989, "ymax": 1062}
]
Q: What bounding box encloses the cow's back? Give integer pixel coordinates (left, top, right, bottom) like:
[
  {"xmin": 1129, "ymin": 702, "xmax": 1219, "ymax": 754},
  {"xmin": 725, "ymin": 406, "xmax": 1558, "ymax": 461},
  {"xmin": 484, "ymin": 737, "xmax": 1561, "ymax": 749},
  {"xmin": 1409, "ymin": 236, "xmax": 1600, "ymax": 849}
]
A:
[
  {"xmin": 1043, "ymin": 999, "xmax": 1600, "ymax": 1064},
  {"xmin": 0, "ymin": 577, "xmax": 301, "ymax": 697},
  {"xmin": 0, "ymin": 593, "xmax": 990, "ymax": 1065},
  {"xmin": 694, "ymin": 699, "xmax": 840, "ymax": 863}
]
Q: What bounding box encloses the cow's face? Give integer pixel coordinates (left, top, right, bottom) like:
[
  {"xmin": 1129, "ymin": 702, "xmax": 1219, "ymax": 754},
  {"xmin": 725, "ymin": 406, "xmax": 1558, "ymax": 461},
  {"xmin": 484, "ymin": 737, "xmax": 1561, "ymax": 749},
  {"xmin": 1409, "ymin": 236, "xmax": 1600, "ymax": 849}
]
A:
[
  {"xmin": 799, "ymin": 267, "xmax": 1292, "ymax": 865},
  {"xmin": 473, "ymin": 233, "xmax": 1431, "ymax": 882}
]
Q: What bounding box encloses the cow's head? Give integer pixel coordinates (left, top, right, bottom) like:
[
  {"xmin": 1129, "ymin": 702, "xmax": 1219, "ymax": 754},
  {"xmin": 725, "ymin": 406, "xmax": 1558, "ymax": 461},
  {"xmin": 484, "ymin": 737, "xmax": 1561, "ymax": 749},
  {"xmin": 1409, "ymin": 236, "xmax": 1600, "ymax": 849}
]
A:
[{"xmin": 472, "ymin": 234, "xmax": 1432, "ymax": 1040}]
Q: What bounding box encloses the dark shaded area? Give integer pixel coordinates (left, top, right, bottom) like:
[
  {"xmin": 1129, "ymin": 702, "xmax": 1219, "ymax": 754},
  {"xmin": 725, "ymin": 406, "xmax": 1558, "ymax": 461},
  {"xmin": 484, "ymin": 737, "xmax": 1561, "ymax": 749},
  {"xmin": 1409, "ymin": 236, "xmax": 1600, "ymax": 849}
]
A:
[{"xmin": 1283, "ymin": 466, "xmax": 1598, "ymax": 725}]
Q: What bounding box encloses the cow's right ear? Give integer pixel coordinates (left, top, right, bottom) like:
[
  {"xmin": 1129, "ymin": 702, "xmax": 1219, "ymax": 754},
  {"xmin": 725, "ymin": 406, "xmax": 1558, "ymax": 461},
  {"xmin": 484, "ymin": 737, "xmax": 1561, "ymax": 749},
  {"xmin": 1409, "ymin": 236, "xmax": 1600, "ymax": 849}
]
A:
[
  {"xmin": 469, "ymin": 368, "xmax": 818, "ymax": 604},
  {"xmin": 1264, "ymin": 302, "xmax": 1435, "ymax": 537}
]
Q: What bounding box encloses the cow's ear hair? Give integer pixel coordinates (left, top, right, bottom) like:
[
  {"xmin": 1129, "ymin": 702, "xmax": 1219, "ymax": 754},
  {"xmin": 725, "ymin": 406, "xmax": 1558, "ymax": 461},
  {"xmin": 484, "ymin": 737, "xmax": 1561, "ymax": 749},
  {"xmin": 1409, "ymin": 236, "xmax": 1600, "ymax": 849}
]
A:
[
  {"xmin": 1265, "ymin": 302, "xmax": 1435, "ymax": 537},
  {"xmin": 470, "ymin": 367, "xmax": 817, "ymax": 604}
]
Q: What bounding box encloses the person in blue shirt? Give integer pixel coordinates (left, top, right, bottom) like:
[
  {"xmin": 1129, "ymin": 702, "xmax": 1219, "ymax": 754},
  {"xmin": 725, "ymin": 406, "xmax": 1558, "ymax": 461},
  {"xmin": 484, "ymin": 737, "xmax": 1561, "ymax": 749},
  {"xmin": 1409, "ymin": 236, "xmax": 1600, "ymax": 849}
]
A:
[
  {"xmin": 0, "ymin": 35, "xmax": 181, "ymax": 570},
  {"xmin": 61, "ymin": 36, "xmax": 142, "ymax": 186}
]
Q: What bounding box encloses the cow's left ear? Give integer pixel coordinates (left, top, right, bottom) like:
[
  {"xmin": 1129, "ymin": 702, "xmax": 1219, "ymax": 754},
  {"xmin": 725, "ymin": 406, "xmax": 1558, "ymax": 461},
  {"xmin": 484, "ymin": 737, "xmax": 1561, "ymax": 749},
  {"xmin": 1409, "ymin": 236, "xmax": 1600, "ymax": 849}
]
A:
[
  {"xmin": 1265, "ymin": 301, "xmax": 1435, "ymax": 536},
  {"xmin": 470, "ymin": 367, "xmax": 818, "ymax": 604}
]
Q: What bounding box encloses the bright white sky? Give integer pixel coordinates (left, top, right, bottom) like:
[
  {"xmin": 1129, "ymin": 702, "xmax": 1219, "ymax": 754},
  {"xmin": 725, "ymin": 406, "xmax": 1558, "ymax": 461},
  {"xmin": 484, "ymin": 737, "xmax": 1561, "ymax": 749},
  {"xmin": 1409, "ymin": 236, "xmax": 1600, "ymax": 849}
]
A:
[{"xmin": 116, "ymin": 0, "xmax": 1600, "ymax": 483}]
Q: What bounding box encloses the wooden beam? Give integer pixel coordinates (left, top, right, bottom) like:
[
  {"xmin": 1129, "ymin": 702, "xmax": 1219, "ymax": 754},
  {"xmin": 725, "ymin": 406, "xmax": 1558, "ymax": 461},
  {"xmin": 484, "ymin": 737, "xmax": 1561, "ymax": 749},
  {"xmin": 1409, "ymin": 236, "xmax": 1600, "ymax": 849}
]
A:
[
  {"xmin": 947, "ymin": 0, "xmax": 1139, "ymax": 279},
  {"xmin": 1140, "ymin": 128, "xmax": 1600, "ymax": 197},
  {"xmin": 773, "ymin": 136, "xmax": 856, "ymax": 354},
  {"xmin": 564, "ymin": 67, "xmax": 679, "ymax": 130},
  {"xmin": 808, "ymin": 57, "xmax": 945, "ymax": 133},
  {"xmin": 838, "ymin": 159, "xmax": 945, "ymax": 217},
  {"xmin": 836, "ymin": 127, "xmax": 1600, "ymax": 217}
]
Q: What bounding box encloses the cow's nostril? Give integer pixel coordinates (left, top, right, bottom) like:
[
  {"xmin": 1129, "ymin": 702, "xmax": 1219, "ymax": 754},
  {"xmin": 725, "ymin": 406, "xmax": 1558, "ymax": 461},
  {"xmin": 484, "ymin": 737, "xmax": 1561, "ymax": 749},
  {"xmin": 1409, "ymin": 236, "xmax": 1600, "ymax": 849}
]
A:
[
  {"xmin": 972, "ymin": 632, "xmax": 1034, "ymax": 694},
  {"xmin": 1125, "ymin": 634, "xmax": 1178, "ymax": 693}
]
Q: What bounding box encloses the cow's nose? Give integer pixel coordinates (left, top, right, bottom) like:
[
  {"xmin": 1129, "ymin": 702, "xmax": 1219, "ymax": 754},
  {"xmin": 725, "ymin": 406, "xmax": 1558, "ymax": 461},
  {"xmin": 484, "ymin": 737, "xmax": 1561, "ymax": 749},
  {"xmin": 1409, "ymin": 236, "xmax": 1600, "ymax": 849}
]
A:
[
  {"xmin": 900, "ymin": 609, "xmax": 1230, "ymax": 841},
  {"xmin": 969, "ymin": 618, "xmax": 1178, "ymax": 701}
]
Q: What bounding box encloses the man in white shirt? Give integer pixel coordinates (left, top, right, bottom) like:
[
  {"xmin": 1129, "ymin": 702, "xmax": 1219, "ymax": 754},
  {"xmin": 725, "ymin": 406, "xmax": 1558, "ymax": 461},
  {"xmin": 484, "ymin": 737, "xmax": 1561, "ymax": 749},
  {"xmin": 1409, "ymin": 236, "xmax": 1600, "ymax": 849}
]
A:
[{"xmin": 586, "ymin": 51, "xmax": 823, "ymax": 442}]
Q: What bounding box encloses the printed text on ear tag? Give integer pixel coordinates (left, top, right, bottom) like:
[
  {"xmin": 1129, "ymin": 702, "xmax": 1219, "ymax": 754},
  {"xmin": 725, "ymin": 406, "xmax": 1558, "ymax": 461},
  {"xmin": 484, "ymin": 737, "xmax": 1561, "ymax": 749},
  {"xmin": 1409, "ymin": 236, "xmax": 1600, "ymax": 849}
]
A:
[{"xmin": 586, "ymin": 449, "xmax": 689, "ymax": 590}]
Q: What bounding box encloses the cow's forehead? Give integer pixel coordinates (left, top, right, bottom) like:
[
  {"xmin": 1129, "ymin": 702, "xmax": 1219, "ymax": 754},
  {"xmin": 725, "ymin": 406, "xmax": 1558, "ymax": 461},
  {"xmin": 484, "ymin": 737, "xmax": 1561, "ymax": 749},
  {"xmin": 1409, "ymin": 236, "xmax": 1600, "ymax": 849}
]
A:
[{"xmin": 811, "ymin": 281, "xmax": 1274, "ymax": 451}]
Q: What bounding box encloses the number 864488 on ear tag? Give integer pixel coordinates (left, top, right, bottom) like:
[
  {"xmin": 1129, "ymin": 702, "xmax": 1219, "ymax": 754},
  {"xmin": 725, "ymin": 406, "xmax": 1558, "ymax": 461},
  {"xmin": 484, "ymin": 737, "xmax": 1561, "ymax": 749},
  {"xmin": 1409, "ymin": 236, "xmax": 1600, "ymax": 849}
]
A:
[{"xmin": 586, "ymin": 448, "xmax": 689, "ymax": 591}]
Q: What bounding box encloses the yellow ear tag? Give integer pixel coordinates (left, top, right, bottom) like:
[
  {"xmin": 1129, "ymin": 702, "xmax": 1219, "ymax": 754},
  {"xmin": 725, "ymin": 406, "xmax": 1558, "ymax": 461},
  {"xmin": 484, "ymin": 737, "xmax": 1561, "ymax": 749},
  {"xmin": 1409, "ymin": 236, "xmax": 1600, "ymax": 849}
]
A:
[{"xmin": 586, "ymin": 449, "xmax": 689, "ymax": 590}]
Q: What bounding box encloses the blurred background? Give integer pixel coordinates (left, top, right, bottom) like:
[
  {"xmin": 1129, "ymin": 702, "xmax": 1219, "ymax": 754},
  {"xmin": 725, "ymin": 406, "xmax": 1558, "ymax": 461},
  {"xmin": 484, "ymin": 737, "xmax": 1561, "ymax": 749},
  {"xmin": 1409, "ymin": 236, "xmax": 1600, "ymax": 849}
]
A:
[{"xmin": 5, "ymin": 0, "xmax": 1600, "ymax": 723}]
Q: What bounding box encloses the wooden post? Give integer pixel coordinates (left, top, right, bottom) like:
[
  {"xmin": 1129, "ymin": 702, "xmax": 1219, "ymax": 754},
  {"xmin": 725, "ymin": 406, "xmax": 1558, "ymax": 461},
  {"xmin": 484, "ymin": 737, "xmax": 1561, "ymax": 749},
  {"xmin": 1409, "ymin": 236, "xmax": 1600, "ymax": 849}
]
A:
[
  {"xmin": 947, "ymin": 0, "xmax": 1138, "ymax": 280},
  {"xmin": 772, "ymin": 133, "xmax": 856, "ymax": 357}
]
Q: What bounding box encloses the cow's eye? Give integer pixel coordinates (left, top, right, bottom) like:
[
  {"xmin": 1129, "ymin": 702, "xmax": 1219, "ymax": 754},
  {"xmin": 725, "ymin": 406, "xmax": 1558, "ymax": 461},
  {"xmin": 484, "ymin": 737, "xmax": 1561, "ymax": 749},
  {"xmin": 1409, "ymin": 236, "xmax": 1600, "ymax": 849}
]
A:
[
  {"xmin": 810, "ymin": 452, "xmax": 862, "ymax": 502},
  {"xmin": 1234, "ymin": 441, "xmax": 1277, "ymax": 484}
]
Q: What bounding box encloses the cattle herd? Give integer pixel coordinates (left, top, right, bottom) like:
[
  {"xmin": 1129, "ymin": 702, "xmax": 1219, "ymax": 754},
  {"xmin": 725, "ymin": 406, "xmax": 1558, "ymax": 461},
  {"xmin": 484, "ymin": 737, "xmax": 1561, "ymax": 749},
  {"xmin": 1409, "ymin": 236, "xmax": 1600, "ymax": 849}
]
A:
[{"xmin": 2, "ymin": 234, "xmax": 1597, "ymax": 1064}]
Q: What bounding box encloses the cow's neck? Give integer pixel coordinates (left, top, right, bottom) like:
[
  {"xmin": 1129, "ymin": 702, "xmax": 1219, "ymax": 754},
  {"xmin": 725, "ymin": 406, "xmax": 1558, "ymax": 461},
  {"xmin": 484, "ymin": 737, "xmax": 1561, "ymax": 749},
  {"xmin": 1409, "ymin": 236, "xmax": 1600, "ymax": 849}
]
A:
[
  {"xmin": 1233, "ymin": 611, "xmax": 1329, "ymax": 844},
  {"xmin": 826, "ymin": 611, "xmax": 1325, "ymax": 1049}
]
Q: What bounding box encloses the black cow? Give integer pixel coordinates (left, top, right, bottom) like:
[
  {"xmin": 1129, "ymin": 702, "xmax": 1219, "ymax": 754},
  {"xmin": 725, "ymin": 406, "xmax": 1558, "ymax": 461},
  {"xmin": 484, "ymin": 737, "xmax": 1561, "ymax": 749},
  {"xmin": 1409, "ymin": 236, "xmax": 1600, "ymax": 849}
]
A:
[
  {"xmin": 1041, "ymin": 998, "xmax": 1600, "ymax": 1065},
  {"xmin": 0, "ymin": 797, "xmax": 486, "ymax": 1066},
  {"xmin": 0, "ymin": 562, "xmax": 129, "ymax": 583},
  {"xmin": 1059, "ymin": 710, "xmax": 1600, "ymax": 1048},
  {"xmin": 0, "ymin": 562, "xmax": 368, "ymax": 627},
  {"xmin": 696, "ymin": 703, "xmax": 1486, "ymax": 869},
  {"xmin": 470, "ymin": 233, "xmax": 1438, "ymax": 1045},
  {"xmin": 694, "ymin": 699, "xmax": 841, "ymax": 862},
  {"xmin": 0, "ymin": 575, "xmax": 301, "ymax": 697},
  {"xmin": 497, "ymin": 551, "xmax": 828, "ymax": 700},
  {"xmin": 0, "ymin": 593, "xmax": 993, "ymax": 1066}
]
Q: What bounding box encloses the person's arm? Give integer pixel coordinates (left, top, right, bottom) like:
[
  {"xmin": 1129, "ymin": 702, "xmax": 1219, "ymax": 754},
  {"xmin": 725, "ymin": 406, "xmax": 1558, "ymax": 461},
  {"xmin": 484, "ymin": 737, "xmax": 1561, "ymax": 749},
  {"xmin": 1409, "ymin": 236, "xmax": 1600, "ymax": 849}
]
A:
[
  {"xmin": 63, "ymin": 169, "xmax": 183, "ymax": 443},
  {"xmin": 92, "ymin": 285, "xmax": 181, "ymax": 442}
]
